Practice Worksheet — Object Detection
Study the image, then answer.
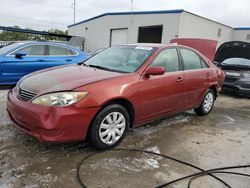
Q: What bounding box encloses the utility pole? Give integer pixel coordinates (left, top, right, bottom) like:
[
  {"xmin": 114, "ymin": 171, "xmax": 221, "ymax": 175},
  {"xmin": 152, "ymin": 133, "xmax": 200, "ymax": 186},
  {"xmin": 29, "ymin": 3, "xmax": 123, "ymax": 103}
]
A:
[
  {"xmin": 130, "ymin": 0, "xmax": 134, "ymax": 24},
  {"xmin": 73, "ymin": 0, "xmax": 76, "ymax": 24}
]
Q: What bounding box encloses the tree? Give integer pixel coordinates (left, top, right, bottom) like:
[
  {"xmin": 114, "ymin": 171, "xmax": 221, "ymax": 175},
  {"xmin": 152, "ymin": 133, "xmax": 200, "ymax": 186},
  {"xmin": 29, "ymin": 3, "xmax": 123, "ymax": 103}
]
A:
[{"xmin": 0, "ymin": 26, "xmax": 68, "ymax": 41}]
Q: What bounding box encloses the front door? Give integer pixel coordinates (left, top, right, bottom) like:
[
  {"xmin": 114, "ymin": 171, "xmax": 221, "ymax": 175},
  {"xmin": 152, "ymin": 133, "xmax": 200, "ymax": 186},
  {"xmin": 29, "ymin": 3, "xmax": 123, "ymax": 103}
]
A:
[
  {"xmin": 2, "ymin": 44, "xmax": 46, "ymax": 84},
  {"xmin": 139, "ymin": 48, "xmax": 185, "ymax": 122}
]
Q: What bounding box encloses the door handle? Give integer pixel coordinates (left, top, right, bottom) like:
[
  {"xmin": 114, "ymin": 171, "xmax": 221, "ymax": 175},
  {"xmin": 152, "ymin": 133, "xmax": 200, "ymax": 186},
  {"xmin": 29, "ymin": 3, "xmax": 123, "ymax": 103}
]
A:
[
  {"xmin": 206, "ymin": 72, "xmax": 211, "ymax": 77},
  {"xmin": 37, "ymin": 59, "xmax": 45, "ymax": 62},
  {"xmin": 176, "ymin": 77, "xmax": 184, "ymax": 82},
  {"xmin": 65, "ymin": 59, "xmax": 72, "ymax": 62}
]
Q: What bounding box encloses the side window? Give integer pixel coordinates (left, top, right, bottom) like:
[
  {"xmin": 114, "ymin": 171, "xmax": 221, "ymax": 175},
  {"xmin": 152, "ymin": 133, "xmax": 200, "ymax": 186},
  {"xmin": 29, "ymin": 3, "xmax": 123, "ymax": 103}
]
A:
[
  {"xmin": 48, "ymin": 45, "xmax": 76, "ymax": 56},
  {"xmin": 15, "ymin": 45, "xmax": 45, "ymax": 55},
  {"xmin": 201, "ymin": 58, "xmax": 209, "ymax": 68},
  {"xmin": 151, "ymin": 48, "xmax": 180, "ymax": 72},
  {"xmin": 180, "ymin": 49, "xmax": 202, "ymax": 70}
]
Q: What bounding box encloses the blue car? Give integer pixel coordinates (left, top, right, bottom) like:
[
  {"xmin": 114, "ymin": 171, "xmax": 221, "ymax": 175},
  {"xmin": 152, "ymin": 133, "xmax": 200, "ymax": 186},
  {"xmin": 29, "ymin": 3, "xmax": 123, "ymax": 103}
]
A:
[{"xmin": 0, "ymin": 41, "xmax": 90, "ymax": 85}]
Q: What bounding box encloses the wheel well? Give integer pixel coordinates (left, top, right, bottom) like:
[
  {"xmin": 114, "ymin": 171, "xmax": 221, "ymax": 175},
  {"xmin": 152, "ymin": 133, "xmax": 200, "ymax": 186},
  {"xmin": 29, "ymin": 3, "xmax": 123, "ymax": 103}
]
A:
[
  {"xmin": 103, "ymin": 98, "xmax": 135, "ymax": 127},
  {"xmin": 86, "ymin": 98, "xmax": 135, "ymax": 140},
  {"xmin": 210, "ymin": 85, "xmax": 218, "ymax": 99}
]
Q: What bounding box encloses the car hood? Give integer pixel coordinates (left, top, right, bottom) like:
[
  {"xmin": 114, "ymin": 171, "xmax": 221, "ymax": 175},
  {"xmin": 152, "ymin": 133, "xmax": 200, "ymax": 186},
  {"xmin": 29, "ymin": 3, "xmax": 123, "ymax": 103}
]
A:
[
  {"xmin": 170, "ymin": 38, "xmax": 218, "ymax": 62},
  {"xmin": 19, "ymin": 65, "xmax": 123, "ymax": 94},
  {"xmin": 215, "ymin": 41, "xmax": 250, "ymax": 62}
]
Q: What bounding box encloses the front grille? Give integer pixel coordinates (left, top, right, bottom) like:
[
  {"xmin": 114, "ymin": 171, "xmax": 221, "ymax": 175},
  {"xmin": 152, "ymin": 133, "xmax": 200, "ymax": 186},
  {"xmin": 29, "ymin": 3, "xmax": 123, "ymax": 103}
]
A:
[
  {"xmin": 224, "ymin": 77, "xmax": 239, "ymax": 83},
  {"xmin": 17, "ymin": 88, "xmax": 37, "ymax": 102}
]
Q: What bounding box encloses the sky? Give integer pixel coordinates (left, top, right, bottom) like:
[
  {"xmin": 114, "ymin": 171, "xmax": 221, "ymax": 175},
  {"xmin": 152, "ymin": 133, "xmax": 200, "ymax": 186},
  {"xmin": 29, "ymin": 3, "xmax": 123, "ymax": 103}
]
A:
[{"xmin": 0, "ymin": 0, "xmax": 249, "ymax": 31}]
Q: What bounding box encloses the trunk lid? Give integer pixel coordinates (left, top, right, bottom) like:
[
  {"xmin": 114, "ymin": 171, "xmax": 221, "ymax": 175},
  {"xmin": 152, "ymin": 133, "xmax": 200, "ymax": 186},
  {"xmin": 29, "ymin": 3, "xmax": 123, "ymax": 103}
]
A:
[{"xmin": 170, "ymin": 38, "xmax": 218, "ymax": 62}]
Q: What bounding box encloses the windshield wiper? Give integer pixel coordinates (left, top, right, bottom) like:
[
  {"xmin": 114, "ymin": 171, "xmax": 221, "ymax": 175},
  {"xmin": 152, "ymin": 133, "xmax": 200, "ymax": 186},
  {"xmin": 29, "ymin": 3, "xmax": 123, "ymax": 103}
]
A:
[
  {"xmin": 88, "ymin": 64, "xmax": 114, "ymax": 71},
  {"xmin": 78, "ymin": 61, "xmax": 88, "ymax": 66}
]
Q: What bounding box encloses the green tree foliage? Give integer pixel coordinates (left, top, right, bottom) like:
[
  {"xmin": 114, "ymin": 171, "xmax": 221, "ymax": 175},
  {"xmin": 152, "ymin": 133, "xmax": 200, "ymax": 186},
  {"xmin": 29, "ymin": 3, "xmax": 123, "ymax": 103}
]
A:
[{"xmin": 0, "ymin": 26, "xmax": 68, "ymax": 41}]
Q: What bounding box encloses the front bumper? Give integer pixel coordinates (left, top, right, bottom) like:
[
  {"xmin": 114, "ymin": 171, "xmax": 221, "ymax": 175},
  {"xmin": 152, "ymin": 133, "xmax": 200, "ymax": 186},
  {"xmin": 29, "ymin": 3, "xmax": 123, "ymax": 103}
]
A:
[
  {"xmin": 222, "ymin": 80, "xmax": 250, "ymax": 96},
  {"xmin": 7, "ymin": 90, "xmax": 100, "ymax": 143}
]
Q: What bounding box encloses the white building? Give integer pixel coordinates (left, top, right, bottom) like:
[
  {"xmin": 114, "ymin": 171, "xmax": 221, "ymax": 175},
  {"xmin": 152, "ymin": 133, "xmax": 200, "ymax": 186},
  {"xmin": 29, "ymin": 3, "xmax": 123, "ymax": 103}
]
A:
[{"xmin": 68, "ymin": 9, "xmax": 250, "ymax": 53}]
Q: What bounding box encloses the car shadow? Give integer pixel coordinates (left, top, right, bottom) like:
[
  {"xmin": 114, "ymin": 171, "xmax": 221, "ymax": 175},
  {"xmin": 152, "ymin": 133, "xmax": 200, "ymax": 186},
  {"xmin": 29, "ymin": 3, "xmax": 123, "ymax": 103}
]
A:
[
  {"xmin": 220, "ymin": 92, "xmax": 250, "ymax": 99},
  {"xmin": 0, "ymin": 85, "xmax": 15, "ymax": 90}
]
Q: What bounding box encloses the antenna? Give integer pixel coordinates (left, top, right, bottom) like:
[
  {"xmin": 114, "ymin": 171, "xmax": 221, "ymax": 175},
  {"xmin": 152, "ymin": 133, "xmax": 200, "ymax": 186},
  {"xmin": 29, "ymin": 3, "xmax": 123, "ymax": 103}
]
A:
[{"xmin": 73, "ymin": 0, "xmax": 76, "ymax": 24}]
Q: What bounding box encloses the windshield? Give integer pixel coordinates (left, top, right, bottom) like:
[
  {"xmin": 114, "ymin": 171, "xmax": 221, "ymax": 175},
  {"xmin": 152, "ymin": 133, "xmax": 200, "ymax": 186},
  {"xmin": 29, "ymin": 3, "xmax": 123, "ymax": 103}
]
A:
[
  {"xmin": 222, "ymin": 58, "xmax": 250, "ymax": 67},
  {"xmin": 0, "ymin": 42, "xmax": 23, "ymax": 54},
  {"xmin": 84, "ymin": 46, "xmax": 155, "ymax": 73}
]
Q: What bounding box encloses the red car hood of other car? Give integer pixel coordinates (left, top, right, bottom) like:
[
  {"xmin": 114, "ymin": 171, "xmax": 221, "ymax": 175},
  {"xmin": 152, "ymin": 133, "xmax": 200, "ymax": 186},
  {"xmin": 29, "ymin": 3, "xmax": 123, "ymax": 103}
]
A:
[
  {"xmin": 19, "ymin": 65, "xmax": 123, "ymax": 94},
  {"xmin": 170, "ymin": 38, "xmax": 218, "ymax": 62}
]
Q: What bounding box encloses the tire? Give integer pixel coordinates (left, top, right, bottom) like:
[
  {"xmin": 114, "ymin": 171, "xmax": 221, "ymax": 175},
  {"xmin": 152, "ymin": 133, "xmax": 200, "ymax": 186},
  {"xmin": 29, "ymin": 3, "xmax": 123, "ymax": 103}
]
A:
[
  {"xmin": 194, "ymin": 89, "xmax": 215, "ymax": 116},
  {"xmin": 89, "ymin": 104, "xmax": 130, "ymax": 150}
]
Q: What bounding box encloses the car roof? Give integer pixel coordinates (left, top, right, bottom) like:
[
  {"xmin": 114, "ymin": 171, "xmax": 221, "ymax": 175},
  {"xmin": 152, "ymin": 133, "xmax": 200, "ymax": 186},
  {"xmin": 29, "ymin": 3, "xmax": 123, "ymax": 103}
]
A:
[
  {"xmin": 121, "ymin": 43, "xmax": 200, "ymax": 51},
  {"xmin": 123, "ymin": 43, "xmax": 173, "ymax": 48},
  {"xmin": 18, "ymin": 41, "xmax": 70, "ymax": 46}
]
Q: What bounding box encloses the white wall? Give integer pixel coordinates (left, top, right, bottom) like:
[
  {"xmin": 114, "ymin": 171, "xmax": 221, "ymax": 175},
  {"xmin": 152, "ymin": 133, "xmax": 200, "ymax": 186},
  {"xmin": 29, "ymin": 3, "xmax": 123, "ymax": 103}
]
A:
[
  {"xmin": 68, "ymin": 11, "xmax": 250, "ymax": 53},
  {"xmin": 68, "ymin": 13, "xmax": 181, "ymax": 53},
  {"xmin": 179, "ymin": 12, "xmax": 234, "ymax": 46},
  {"xmin": 234, "ymin": 30, "xmax": 250, "ymax": 42}
]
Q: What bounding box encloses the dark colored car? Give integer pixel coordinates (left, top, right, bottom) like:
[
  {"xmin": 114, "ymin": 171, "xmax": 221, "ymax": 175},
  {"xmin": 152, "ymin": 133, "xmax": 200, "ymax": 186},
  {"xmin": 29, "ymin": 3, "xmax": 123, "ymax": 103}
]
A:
[
  {"xmin": 7, "ymin": 43, "xmax": 224, "ymax": 149},
  {"xmin": 0, "ymin": 41, "xmax": 90, "ymax": 85},
  {"xmin": 214, "ymin": 41, "xmax": 250, "ymax": 97}
]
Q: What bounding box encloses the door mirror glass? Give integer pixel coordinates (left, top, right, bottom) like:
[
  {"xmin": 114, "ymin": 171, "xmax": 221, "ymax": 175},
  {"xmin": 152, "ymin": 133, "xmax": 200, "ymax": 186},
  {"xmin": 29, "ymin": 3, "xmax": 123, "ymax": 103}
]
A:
[
  {"xmin": 145, "ymin": 66, "xmax": 165, "ymax": 76},
  {"xmin": 15, "ymin": 51, "xmax": 27, "ymax": 58}
]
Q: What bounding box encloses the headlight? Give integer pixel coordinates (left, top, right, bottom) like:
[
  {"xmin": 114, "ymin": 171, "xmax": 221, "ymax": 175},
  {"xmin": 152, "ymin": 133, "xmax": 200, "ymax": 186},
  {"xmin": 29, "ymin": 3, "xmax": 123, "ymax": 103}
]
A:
[
  {"xmin": 242, "ymin": 73, "xmax": 250, "ymax": 78},
  {"xmin": 32, "ymin": 92, "xmax": 88, "ymax": 107}
]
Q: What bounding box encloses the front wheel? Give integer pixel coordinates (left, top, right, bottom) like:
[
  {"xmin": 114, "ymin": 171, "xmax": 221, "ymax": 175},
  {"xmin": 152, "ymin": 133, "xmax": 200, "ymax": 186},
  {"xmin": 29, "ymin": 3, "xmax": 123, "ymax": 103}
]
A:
[
  {"xmin": 194, "ymin": 89, "xmax": 215, "ymax": 116},
  {"xmin": 89, "ymin": 104, "xmax": 129, "ymax": 150}
]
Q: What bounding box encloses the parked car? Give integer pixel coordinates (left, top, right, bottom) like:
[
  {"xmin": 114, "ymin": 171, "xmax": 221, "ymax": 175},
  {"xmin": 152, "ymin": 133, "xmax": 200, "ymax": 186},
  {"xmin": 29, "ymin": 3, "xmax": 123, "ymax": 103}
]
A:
[
  {"xmin": 0, "ymin": 41, "xmax": 90, "ymax": 85},
  {"xmin": 214, "ymin": 41, "xmax": 250, "ymax": 97},
  {"xmin": 7, "ymin": 43, "xmax": 225, "ymax": 149}
]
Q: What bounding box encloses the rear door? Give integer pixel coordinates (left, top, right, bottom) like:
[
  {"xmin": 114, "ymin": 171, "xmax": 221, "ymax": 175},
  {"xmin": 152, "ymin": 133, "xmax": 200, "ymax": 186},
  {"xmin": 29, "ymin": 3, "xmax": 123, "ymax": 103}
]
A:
[
  {"xmin": 179, "ymin": 47, "xmax": 212, "ymax": 108},
  {"xmin": 139, "ymin": 48, "xmax": 185, "ymax": 122},
  {"xmin": 2, "ymin": 44, "xmax": 46, "ymax": 84},
  {"xmin": 45, "ymin": 45, "xmax": 78, "ymax": 67}
]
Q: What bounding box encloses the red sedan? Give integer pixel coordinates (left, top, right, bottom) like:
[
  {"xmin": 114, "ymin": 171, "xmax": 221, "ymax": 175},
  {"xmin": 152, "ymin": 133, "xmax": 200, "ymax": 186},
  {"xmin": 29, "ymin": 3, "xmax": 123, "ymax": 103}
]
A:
[{"xmin": 7, "ymin": 43, "xmax": 225, "ymax": 149}]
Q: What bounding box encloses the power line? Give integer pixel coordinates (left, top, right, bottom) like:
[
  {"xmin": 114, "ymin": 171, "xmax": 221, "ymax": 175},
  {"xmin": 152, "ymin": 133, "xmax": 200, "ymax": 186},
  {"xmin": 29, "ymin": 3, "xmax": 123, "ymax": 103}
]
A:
[
  {"xmin": 0, "ymin": 13, "xmax": 67, "ymax": 27},
  {"xmin": 20, "ymin": 0, "xmax": 88, "ymax": 13},
  {"xmin": 21, "ymin": 0, "xmax": 73, "ymax": 9}
]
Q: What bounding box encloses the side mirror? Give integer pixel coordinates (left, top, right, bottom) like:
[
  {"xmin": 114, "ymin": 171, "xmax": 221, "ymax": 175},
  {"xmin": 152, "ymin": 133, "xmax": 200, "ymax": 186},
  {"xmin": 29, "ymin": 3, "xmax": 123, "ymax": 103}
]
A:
[
  {"xmin": 145, "ymin": 66, "xmax": 165, "ymax": 76},
  {"xmin": 15, "ymin": 51, "xmax": 27, "ymax": 58}
]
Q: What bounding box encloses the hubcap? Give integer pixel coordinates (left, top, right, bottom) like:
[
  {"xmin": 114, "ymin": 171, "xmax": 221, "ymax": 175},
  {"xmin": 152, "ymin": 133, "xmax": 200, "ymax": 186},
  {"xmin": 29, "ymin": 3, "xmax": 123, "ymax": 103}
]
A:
[
  {"xmin": 203, "ymin": 92, "xmax": 214, "ymax": 112},
  {"xmin": 99, "ymin": 112, "xmax": 126, "ymax": 145}
]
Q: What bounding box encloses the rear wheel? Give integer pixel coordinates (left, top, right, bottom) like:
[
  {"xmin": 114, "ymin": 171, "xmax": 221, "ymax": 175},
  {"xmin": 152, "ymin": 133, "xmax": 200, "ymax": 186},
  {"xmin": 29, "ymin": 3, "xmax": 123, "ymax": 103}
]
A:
[
  {"xmin": 89, "ymin": 104, "xmax": 129, "ymax": 150},
  {"xmin": 194, "ymin": 89, "xmax": 215, "ymax": 116}
]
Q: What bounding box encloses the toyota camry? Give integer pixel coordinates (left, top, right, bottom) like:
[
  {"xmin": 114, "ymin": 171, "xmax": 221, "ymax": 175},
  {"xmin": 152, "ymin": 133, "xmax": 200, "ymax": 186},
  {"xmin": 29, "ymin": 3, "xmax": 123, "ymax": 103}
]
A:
[{"xmin": 7, "ymin": 43, "xmax": 225, "ymax": 149}]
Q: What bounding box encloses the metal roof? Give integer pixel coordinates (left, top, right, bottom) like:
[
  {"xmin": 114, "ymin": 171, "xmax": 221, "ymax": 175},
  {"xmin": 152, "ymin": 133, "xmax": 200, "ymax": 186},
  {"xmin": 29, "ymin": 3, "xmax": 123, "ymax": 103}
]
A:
[
  {"xmin": 0, "ymin": 26, "xmax": 72, "ymax": 39},
  {"xmin": 68, "ymin": 9, "xmax": 184, "ymax": 28},
  {"xmin": 234, "ymin": 27, "xmax": 250, "ymax": 30}
]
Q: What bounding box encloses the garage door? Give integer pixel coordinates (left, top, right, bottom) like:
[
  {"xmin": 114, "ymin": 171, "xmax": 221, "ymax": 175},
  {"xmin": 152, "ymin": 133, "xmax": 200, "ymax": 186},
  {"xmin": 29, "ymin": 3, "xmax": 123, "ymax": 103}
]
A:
[{"xmin": 110, "ymin": 28, "xmax": 128, "ymax": 46}]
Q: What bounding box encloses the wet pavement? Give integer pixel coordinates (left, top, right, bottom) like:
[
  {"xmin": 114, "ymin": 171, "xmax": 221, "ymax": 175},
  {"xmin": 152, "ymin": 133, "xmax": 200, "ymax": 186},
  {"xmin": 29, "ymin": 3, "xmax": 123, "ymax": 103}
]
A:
[{"xmin": 0, "ymin": 89, "xmax": 250, "ymax": 188}]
